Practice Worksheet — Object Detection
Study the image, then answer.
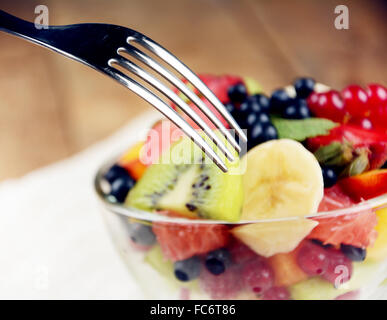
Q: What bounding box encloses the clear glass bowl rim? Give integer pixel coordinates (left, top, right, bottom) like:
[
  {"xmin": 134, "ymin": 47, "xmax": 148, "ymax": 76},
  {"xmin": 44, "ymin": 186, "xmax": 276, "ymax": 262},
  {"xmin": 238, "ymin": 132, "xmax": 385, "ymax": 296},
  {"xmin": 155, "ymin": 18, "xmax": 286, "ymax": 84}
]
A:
[{"xmin": 94, "ymin": 155, "xmax": 387, "ymax": 225}]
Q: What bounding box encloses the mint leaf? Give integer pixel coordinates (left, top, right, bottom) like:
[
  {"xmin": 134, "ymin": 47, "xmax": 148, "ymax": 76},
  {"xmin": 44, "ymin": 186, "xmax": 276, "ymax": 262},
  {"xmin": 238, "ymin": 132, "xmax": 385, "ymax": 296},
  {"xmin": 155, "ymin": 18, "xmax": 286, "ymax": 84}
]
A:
[{"xmin": 271, "ymin": 117, "xmax": 338, "ymax": 141}]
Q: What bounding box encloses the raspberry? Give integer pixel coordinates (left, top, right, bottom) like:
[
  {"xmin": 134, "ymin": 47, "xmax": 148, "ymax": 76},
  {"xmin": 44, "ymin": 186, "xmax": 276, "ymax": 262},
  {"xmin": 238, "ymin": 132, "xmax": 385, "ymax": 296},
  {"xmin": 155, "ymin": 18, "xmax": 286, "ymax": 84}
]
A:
[
  {"xmin": 241, "ymin": 258, "xmax": 274, "ymax": 294},
  {"xmin": 199, "ymin": 265, "xmax": 242, "ymax": 299}
]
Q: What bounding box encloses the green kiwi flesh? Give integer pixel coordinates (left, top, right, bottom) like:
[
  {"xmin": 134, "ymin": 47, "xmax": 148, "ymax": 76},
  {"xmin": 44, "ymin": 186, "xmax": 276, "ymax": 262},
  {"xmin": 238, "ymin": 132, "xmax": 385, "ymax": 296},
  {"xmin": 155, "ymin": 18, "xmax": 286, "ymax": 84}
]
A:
[{"xmin": 126, "ymin": 135, "xmax": 243, "ymax": 222}]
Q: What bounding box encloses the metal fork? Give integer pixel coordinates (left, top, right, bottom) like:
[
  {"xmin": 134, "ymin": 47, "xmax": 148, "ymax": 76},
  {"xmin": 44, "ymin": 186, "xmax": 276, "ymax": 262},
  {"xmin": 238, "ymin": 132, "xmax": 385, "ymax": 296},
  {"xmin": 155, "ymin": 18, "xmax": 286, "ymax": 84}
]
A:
[{"xmin": 0, "ymin": 10, "xmax": 247, "ymax": 172}]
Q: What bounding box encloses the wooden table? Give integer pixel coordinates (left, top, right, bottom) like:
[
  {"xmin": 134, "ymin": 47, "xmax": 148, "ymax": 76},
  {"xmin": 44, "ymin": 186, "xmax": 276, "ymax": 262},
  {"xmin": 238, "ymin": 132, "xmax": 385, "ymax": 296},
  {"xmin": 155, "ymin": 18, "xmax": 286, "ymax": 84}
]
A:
[{"xmin": 0, "ymin": 0, "xmax": 386, "ymax": 180}]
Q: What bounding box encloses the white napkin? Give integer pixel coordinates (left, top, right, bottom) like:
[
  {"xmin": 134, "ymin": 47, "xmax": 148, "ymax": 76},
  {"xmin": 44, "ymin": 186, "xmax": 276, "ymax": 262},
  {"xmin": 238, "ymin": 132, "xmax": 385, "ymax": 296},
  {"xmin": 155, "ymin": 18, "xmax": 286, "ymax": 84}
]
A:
[
  {"xmin": 0, "ymin": 110, "xmax": 386, "ymax": 300},
  {"xmin": 0, "ymin": 111, "xmax": 160, "ymax": 299}
]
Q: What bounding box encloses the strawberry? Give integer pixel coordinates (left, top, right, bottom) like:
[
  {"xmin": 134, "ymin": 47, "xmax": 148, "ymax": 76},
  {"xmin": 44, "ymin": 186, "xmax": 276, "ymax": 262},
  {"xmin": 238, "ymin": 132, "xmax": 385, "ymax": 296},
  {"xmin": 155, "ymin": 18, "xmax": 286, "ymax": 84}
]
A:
[
  {"xmin": 173, "ymin": 74, "xmax": 244, "ymax": 105},
  {"xmin": 152, "ymin": 222, "xmax": 229, "ymax": 261},
  {"xmin": 171, "ymin": 74, "xmax": 244, "ymax": 129},
  {"xmin": 308, "ymin": 124, "xmax": 387, "ymax": 169},
  {"xmin": 197, "ymin": 74, "xmax": 244, "ymax": 104}
]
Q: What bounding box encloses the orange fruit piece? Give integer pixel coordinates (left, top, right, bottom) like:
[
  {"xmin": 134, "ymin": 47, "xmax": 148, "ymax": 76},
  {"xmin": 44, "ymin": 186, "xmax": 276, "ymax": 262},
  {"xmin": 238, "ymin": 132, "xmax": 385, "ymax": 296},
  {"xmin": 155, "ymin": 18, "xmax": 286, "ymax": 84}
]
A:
[{"xmin": 267, "ymin": 243, "xmax": 308, "ymax": 287}]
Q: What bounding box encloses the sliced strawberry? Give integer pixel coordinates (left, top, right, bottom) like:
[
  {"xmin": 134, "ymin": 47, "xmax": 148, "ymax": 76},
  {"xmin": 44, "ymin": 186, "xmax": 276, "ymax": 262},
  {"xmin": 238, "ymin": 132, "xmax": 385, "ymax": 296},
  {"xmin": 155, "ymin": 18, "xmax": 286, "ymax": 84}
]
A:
[
  {"xmin": 308, "ymin": 124, "xmax": 387, "ymax": 169},
  {"xmin": 152, "ymin": 222, "xmax": 229, "ymax": 261},
  {"xmin": 198, "ymin": 74, "xmax": 244, "ymax": 103},
  {"xmin": 173, "ymin": 74, "xmax": 243, "ymax": 104},
  {"xmin": 338, "ymin": 169, "xmax": 387, "ymax": 202},
  {"xmin": 184, "ymin": 99, "xmax": 229, "ymax": 129},
  {"xmin": 171, "ymin": 74, "xmax": 244, "ymax": 129}
]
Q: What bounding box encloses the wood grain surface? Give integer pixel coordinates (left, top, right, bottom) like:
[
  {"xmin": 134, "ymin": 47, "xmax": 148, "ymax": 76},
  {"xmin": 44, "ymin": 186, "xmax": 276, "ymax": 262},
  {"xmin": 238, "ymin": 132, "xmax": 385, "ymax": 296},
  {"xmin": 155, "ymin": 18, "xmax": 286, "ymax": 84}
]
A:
[{"xmin": 0, "ymin": 0, "xmax": 386, "ymax": 180}]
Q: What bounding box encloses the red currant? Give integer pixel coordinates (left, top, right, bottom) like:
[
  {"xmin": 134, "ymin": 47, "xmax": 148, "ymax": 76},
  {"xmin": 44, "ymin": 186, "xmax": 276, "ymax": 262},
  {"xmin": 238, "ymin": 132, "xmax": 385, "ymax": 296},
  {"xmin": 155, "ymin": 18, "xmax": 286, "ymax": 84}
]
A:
[
  {"xmin": 349, "ymin": 117, "xmax": 373, "ymax": 130},
  {"xmin": 367, "ymin": 84, "xmax": 387, "ymax": 129},
  {"xmin": 341, "ymin": 85, "xmax": 369, "ymax": 117},
  {"xmin": 366, "ymin": 84, "xmax": 387, "ymax": 108},
  {"xmin": 307, "ymin": 90, "xmax": 346, "ymax": 122}
]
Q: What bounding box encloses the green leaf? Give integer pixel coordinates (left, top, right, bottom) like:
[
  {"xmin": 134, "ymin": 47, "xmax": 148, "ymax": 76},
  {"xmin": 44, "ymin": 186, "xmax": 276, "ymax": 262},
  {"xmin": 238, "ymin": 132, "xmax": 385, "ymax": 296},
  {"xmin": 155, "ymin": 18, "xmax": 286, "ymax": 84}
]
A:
[{"xmin": 271, "ymin": 117, "xmax": 338, "ymax": 141}]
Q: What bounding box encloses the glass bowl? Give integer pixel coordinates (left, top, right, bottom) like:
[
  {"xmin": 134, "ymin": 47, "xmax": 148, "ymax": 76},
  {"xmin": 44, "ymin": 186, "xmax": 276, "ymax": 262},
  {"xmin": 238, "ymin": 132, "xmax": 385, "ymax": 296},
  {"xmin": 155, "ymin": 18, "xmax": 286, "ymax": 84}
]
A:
[{"xmin": 94, "ymin": 157, "xmax": 387, "ymax": 300}]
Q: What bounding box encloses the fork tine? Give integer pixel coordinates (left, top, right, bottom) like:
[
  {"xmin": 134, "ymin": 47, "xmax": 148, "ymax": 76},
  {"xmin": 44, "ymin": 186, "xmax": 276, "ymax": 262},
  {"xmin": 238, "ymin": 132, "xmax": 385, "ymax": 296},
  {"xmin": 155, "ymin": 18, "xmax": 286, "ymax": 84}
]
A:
[
  {"xmin": 106, "ymin": 62, "xmax": 228, "ymax": 172},
  {"xmin": 113, "ymin": 56, "xmax": 235, "ymax": 162},
  {"xmin": 120, "ymin": 46, "xmax": 241, "ymax": 153},
  {"xmin": 133, "ymin": 35, "xmax": 248, "ymax": 143}
]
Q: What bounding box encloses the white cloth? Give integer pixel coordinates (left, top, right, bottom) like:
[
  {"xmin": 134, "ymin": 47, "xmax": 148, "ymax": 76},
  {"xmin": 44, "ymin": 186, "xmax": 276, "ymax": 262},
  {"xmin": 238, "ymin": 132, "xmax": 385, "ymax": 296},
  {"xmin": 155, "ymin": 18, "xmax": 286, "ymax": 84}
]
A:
[
  {"xmin": 0, "ymin": 111, "xmax": 386, "ymax": 300},
  {"xmin": 0, "ymin": 111, "xmax": 160, "ymax": 299}
]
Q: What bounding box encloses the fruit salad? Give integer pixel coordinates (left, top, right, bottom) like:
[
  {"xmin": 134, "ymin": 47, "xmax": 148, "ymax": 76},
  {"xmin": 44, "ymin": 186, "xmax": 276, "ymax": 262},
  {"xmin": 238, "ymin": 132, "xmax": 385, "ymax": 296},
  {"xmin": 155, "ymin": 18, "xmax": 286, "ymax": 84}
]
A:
[{"xmin": 96, "ymin": 75, "xmax": 387, "ymax": 300}]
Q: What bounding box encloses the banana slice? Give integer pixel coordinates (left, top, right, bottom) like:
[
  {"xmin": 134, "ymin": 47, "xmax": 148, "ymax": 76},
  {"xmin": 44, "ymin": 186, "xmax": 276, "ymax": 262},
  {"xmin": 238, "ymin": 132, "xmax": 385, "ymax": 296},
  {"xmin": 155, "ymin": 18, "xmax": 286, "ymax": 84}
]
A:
[
  {"xmin": 241, "ymin": 139, "xmax": 324, "ymax": 220},
  {"xmin": 232, "ymin": 219, "xmax": 318, "ymax": 257}
]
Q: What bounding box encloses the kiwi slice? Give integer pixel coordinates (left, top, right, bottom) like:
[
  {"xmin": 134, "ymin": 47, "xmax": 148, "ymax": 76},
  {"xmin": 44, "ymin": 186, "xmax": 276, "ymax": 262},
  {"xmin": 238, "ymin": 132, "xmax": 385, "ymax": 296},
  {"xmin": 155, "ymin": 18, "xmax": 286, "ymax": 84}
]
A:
[{"xmin": 126, "ymin": 134, "xmax": 243, "ymax": 222}]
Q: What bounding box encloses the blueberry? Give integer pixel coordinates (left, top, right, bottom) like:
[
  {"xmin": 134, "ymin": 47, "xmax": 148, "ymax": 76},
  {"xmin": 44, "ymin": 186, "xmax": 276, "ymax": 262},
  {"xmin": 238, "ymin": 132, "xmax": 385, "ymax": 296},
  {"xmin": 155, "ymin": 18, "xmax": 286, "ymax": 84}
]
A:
[
  {"xmin": 297, "ymin": 101, "xmax": 312, "ymax": 119},
  {"xmin": 247, "ymin": 122, "xmax": 278, "ymax": 150},
  {"xmin": 236, "ymin": 100, "xmax": 263, "ymax": 127},
  {"xmin": 294, "ymin": 77, "xmax": 315, "ymax": 98},
  {"xmin": 225, "ymin": 102, "xmax": 236, "ymax": 115},
  {"xmin": 321, "ymin": 166, "xmax": 338, "ymax": 188},
  {"xmin": 248, "ymin": 94, "xmax": 271, "ymax": 113},
  {"xmin": 257, "ymin": 113, "xmax": 271, "ymax": 124},
  {"xmin": 270, "ymin": 89, "xmax": 293, "ymax": 112},
  {"xmin": 228, "ymin": 83, "xmax": 248, "ymax": 104},
  {"xmin": 282, "ymin": 99, "xmax": 311, "ymax": 119},
  {"xmin": 243, "ymin": 113, "xmax": 258, "ymax": 128},
  {"xmin": 240, "ymin": 100, "xmax": 263, "ymax": 114},
  {"xmin": 104, "ymin": 164, "xmax": 129, "ymax": 184},
  {"xmin": 247, "ymin": 122, "xmax": 263, "ymax": 150},
  {"xmin": 382, "ymin": 161, "xmax": 387, "ymax": 169},
  {"xmin": 110, "ymin": 174, "xmax": 136, "ymax": 203},
  {"xmin": 205, "ymin": 248, "xmax": 231, "ymax": 275},
  {"xmin": 242, "ymin": 112, "xmax": 270, "ymax": 130},
  {"xmin": 341, "ymin": 244, "xmax": 367, "ymax": 262},
  {"xmin": 282, "ymin": 105, "xmax": 298, "ymax": 119},
  {"xmin": 174, "ymin": 256, "xmax": 201, "ymax": 282},
  {"xmin": 127, "ymin": 222, "xmax": 156, "ymax": 246}
]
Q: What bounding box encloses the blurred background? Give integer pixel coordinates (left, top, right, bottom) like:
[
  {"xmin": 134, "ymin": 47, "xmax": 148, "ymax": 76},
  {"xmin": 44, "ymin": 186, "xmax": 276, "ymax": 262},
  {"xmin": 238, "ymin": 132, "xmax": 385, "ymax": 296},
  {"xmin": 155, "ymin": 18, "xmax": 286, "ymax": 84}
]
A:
[{"xmin": 0, "ymin": 0, "xmax": 386, "ymax": 180}]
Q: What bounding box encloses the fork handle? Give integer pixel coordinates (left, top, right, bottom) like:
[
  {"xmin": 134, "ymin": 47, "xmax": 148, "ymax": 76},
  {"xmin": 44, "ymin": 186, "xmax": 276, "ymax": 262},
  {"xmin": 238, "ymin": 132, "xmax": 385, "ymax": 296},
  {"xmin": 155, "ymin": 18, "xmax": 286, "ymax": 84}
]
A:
[{"xmin": 0, "ymin": 10, "xmax": 46, "ymax": 43}]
